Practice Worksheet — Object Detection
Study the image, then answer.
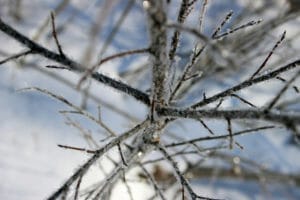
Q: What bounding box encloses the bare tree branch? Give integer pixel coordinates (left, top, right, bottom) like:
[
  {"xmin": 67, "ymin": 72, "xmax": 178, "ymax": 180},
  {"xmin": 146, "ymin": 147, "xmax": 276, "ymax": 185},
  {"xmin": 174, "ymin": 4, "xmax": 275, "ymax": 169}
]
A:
[{"xmin": 0, "ymin": 18, "xmax": 151, "ymax": 105}]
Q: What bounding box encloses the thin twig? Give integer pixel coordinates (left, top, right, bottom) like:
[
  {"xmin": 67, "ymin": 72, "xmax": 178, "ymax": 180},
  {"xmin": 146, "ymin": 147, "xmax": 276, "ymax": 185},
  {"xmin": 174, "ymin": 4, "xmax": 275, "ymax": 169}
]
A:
[
  {"xmin": 25, "ymin": 62, "xmax": 140, "ymax": 121},
  {"xmin": 118, "ymin": 142, "xmax": 128, "ymax": 166},
  {"xmin": 50, "ymin": 12, "xmax": 65, "ymax": 57},
  {"xmin": 230, "ymin": 94, "xmax": 257, "ymax": 108},
  {"xmin": 191, "ymin": 59, "xmax": 300, "ymax": 108},
  {"xmin": 250, "ymin": 31, "xmax": 286, "ymax": 79},
  {"xmin": 157, "ymin": 144, "xmax": 222, "ymax": 200},
  {"xmin": 166, "ymin": 23, "xmax": 209, "ymax": 43},
  {"xmin": 169, "ymin": 45, "xmax": 205, "ymax": 102},
  {"xmin": 122, "ymin": 171, "xmax": 134, "ymax": 200},
  {"xmin": 276, "ymin": 76, "xmax": 299, "ymax": 93},
  {"xmin": 74, "ymin": 175, "xmax": 83, "ymax": 200},
  {"xmin": 142, "ymin": 146, "xmax": 227, "ymax": 165},
  {"xmin": 98, "ymin": 48, "xmax": 149, "ymax": 66},
  {"xmin": 165, "ymin": 126, "xmax": 275, "ymax": 148},
  {"xmin": 18, "ymin": 87, "xmax": 117, "ymax": 136},
  {"xmin": 78, "ymin": 47, "xmax": 149, "ymax": 88},
  {"xmin": 0, "ymin": 18, "xmax": 151, "ymax": 105},
  {"xmin": 198, "ymin": 118, "xmax": 215, "ymax": 135},
  {"xmin": 78, "ymin": 0, "xmax": 135, "ymax": 88},
  {"xmin": 169, "ymin": 0, "xmax": 195, "ymax": 60},
  {"xmin": 139, "ymin": 164, "xmax": 167, "ymax": 200},
  {"xmin": 226, "ymin": 118, "xmax": 233, "ymax": 149},
  {"xmin": 158, "ymin": 107, "xmax": 300, "ymax": 125},
  {"xmin": 47, "ymin": 119, "xmax": 148, "ymax": 200},
  {"xmin": 199, "ymin": 0, "xmax": 209, "ymax": 33},
  {"xmin": 267, "ymin": 70, "xmax": 300, "ymax": 109},
  {"xmin": 0, "ymin": 49, "xmax": 33, "ymax": 65},
  {"xmin": 58, "ymin": 144, "xmax": 96, "ymax": 154},
  {"xmin": 45, "ymin": 65, "xmax": 69, "ymax": 70},
  {"xmin": 211, "ymin": 10, "xmax": 233, "ymax": 38},
  {"xmin": 214, "ymin": 19, "xmax": 262, "ymax": 40}
]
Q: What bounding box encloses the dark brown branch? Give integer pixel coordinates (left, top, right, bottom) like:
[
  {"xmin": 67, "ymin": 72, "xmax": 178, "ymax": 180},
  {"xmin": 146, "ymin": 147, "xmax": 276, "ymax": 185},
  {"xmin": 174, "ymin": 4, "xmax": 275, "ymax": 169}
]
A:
[
  {"xmin": 50, "ymin": 12, "xmax": 65, "ymax": 57},
  {"xmin": 188, "ymin": 166, "xmax": 300, "ymax": 186},
  {"xmin": 169, "ymin": 0, "xmax": 194, "ymax": 60},
  {"xmin": 78, "ymin": 0, "xmax": 138, "ymax": 87},
  {"xmin": 166, "ymin": 23, "xmax": 209, "ymax": 43},
  {"xmin": 118, "ymin": 142, "xmax": 128, "ymax": 166},
  {"xmin": 0, "ymin": 49, "xmax": 33, "ymax": 65},
  {"xmin": 158, "ymin": 107, "xmax": 300, "ymax": 125},
  {"xmin": 58, "ymin": 144, "xmax": 96, "ymax": 154},
  {"xmin": 267, "ymin": 70, "xmax": 300, "ymax": 109},
  {"xmin": 198, "ymin": 118, "xmax": 215, "ymax": 135},
  {"xmin": 139, "ymin": 164, "xmax": 167, "ymax": 200},
  {"xmin": 0, "ymin": 18, "xmax": 150, "ymax": 105},
  {"xmin": 165, "ymin": 126, "xmax": 275, "ymax": 148},
  {"xmin": 74, "ymin": 175, "xmax": 82, "ymax": 200},
  {"xmin": 226, "ymin": 118, "xmax": 233, "ymax": 149},
  {"xmin": 157, "ymin": 144, "xmax": 222, "ymax": 200},
  {"xmin": 250, "ymin": 31, "xmax": 286, "ymax": 79},
  {"xmin": 211, "ymin": 10, "xmax": 233, "ymax": 38},
  {"xmin": 191, "ymin": 59, "xmax": 300, "ymax": 108},
  {"xmin": 47, "ymin": 120, "xmax": 148, "ymax": 200},
  {"xmin": 169, "ymin": 45, "xmax": 205, "ymax": 102},
  {"xmin": 230, "ymin": 94, "xmax": 257, "ymax": 108},
  {"xmin": 97, "ymin": 48, "xmax": 149, "ymax": 66},
  {"xmin": 276, "ymin": 76, "xmax": 299, "ymax": 93}
]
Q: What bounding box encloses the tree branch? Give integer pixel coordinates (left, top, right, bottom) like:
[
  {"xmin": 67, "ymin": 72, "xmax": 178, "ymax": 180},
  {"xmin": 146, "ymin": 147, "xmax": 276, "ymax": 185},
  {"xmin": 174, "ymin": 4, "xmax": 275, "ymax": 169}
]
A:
[
  {"xmin": 191, "ymin": 59, "xmax": 300, "ymax": 108},
  {"xmin": 145, "ymin": 0, "xmax": 169, "ymax": 105},
  {"xmin": 47, "ymin": 119, "xmax": 149, "ymax": 200},
  {"xmin": 158, "ymin": 107, "xmax": 300, "ymax": 125},
  {"xmin": 0, "ymin": 18, "xmax": 150, "ymax": 105}
]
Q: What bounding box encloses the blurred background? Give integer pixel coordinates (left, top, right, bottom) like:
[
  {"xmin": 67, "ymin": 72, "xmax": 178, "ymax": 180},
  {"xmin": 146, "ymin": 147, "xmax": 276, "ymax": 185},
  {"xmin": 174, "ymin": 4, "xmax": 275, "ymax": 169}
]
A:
[{"xmin": 0, "ymin": 0, "xmax": 300, "ymax": 199}]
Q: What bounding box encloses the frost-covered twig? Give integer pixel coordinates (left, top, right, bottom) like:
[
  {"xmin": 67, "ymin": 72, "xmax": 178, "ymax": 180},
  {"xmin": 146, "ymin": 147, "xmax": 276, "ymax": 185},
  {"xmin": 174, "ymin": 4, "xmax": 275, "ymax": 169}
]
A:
[
  {"xmin": 50, "ymin": 12, "xmax": 65, "ymax": 57},
  {"xmin": 169, "ymin": 0, "xmax": 196, "ymax": 61},
  {"xmin": 250, "ymin": 31, "xmax": 286, "ymax": 79},
  {"xmin": 158, "ymin": 107, "xmax": 300, "ymax": 125},
  {"xmin": 191, "ymin": 59, "xmax": 300, "ymax": 108},
  {"xmin": 165, "ymin": 126, "xmax": 275, "ymax": 148},
  {"xmin": 47, "ymin": 119, "xmax": 148, "ymax": 200},
  {"xmin": 267, "ymin": 70, "xmax": 300, "ymax": 109},
  {"xmin": 145, "ymin": 0, "xmax": 169, "ymax": 105},
  {"xmin": 157, "ymin": 144, "xmax": 222, "ymax": 200},
  {"xmin": 0, "ymin": 18, "xmax": 151, "ymax": 105},
  {"xmin": 139, "ymin": 164, "xmax": 167, "ymax": 200},
  {"xmin": 19, "ymin": 87, "xmax": 116, "ymax": 136}
]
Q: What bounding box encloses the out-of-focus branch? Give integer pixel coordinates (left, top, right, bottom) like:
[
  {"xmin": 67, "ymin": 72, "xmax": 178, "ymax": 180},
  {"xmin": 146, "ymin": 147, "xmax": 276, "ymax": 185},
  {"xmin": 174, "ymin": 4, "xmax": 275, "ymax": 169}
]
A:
[{"xmin": 188, "ymin": 166, "xmax": 300, "ymax": 186}]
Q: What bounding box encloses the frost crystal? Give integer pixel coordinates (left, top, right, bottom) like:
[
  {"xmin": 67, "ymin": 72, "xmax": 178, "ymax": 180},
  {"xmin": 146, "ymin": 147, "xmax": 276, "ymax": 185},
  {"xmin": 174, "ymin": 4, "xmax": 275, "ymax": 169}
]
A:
[{"xmin": 143, "ymin": 1, "xmax": 151, "ymax": 10}]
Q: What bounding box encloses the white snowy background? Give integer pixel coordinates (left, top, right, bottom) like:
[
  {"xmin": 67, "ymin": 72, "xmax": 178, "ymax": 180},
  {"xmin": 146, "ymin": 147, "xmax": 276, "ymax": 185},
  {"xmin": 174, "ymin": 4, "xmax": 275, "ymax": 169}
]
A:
[{"xmin": 0, "ymin": 0, "xmax": 299, "ymax": 199}]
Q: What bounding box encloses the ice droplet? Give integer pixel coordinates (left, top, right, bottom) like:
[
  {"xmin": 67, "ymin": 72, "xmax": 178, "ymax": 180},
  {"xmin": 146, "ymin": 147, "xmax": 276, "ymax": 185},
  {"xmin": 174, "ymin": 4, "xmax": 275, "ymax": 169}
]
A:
[
  {"xmin": 143, "ymin": 1, "xmax": 150, "ymax": 9},
  {"xmin": 138, "ymin": 151, "xmax": 143, "ymax": 157},
  {"xmin": 233, "ymin": 156, "xmax": 240, "ymax": 164}
]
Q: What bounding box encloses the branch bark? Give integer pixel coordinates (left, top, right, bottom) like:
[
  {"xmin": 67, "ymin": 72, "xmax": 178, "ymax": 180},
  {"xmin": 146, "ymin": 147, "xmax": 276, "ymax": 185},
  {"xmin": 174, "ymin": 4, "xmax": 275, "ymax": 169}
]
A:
[
  {"xmin": 145, "ymin": 0, "xmax": 169, "ymax": 105},
  {"xmin": 0, "ymin": 18, "xmax": 150, "ymax": 105}
]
